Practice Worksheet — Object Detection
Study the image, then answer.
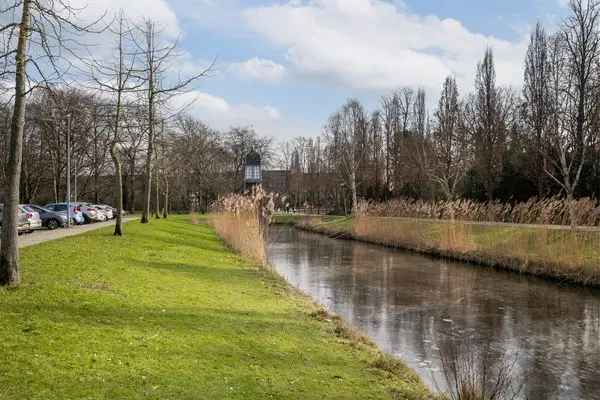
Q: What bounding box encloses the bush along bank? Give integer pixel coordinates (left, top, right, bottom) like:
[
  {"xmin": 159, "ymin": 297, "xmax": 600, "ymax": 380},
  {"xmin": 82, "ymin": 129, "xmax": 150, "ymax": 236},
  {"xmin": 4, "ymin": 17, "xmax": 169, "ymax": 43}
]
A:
[{"xmin": 292, "ymin": 215, "xmax": 600, "ymax": 287}]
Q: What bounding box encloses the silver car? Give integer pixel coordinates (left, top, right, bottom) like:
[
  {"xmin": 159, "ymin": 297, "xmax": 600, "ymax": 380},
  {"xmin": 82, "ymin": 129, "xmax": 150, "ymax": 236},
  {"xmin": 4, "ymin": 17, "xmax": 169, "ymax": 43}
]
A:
[
  {"xmin": 20, "ymin": 205, "xmax": 43, "ymax": 231},
  {"xmin": 0, "ymin": 204, "xmax": 38, "ymax": 234}
]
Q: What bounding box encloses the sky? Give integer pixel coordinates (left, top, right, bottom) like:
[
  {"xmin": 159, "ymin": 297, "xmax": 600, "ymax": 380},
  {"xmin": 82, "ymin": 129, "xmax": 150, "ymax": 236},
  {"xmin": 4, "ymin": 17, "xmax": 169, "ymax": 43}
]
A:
[{"xmin": 87, "ymin": 0, "xmax": 571, "ymax": 141}]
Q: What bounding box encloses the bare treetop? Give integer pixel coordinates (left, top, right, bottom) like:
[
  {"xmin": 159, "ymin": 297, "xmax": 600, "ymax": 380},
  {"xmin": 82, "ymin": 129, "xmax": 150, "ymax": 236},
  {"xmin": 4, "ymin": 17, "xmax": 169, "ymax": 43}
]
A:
[{"xmin": 0, "ymin": 0, "xmax": 108, "ymax": 98}]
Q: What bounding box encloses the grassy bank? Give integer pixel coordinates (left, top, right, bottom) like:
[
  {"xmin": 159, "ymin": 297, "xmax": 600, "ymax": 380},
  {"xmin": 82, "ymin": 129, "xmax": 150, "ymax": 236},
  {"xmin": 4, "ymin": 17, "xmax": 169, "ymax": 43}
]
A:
[
  {"xmin": 291, "ymin": 215, "xmax": 600, "ymax": 286},
  {"xmin": 273, "ymin": 214, "xmax": 353, "ymax": 237},
  {"xmin": 0, "ymin": 215, "xmax": 431, "ymax": 399}
]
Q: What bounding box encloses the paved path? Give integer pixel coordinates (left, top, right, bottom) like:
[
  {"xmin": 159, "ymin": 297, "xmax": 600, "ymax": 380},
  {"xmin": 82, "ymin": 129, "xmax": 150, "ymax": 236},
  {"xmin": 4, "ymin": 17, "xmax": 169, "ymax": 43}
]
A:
[{"xmin": 17, "ymin": 217, "xmax": 137, "ymax": 248}]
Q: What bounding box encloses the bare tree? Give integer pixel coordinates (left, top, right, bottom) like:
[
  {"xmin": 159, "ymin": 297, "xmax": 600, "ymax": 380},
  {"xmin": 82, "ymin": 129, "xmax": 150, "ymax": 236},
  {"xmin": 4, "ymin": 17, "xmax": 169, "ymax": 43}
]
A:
[
  {"xmin": 544, "ymin": 0, "xmax": 600, "ymax": 228},
  {"xmin": 153, "ymin": 119, "xmax": 164, "ymax": 219},
  {"xmin": 326, "ymin": 99, "xmax": 368, "ymax": 212},
  {"xmin": 523, "ymin": 22, "xmax": 552, "ymax": 196},
  {"xmin": 169, "ymin": 114, "xmax": 230, "ymax": 211},
  {"xmin": 135, "ymin": 20, "xmax": 211, "ymax": 224},
  {"xmin": 465, "ymin": 48, "xmax": 514, "ymax": 202},
  {"xmin": 0, "ymin": 0, "xmax": 105, "ymax": 286},
  {"xmin": 90, "ymin": 11, "xmax": 143, "ymax": 235},
  {"xmin": 413, "ymin": 88, "xmax": 427, "ymax": 137},
  {"xmin": 381, "ymin": 92, "xmax": 400, "ymax": 194},
  {"xmin": 430, "ymin": 76, "xmax": 469, "ymax": 200}
]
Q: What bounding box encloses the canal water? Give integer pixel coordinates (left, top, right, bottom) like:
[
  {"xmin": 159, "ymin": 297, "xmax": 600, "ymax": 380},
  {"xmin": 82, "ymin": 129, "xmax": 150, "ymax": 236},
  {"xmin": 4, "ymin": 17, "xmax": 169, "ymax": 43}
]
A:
[{"xmin": 267, "ymin": 225, "xmax": 600, "ymax": 400}]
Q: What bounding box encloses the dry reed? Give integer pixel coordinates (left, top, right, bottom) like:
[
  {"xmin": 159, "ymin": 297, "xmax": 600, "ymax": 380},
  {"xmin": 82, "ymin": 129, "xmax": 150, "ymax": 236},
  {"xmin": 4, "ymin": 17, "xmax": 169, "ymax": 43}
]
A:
[
  {"xmin": 357, "ymin": 196, "xmax": 600, "ymax": 227},
  {"xmin": 209, "ymin": 187, "xmax": 276, "ymax": 265},
  {"xmin": 436, "ymin": 337, "xmax": 522, "ymax": 400},
  {"xmin": 351, "ymin": 215, "xmax": 600, "ymax": 285}
]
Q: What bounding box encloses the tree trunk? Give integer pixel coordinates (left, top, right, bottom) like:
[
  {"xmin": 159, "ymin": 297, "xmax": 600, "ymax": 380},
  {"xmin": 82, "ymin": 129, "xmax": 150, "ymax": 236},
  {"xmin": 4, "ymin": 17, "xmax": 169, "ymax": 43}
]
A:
[
  {"xmin": 154, "ymin": 166, "xmax": 160, "ymax": 219},
  {"xmin": 129, "ymin": 159, "xmax": 136, "ymax": 213},
  {"xmin": 163, "ymin": 176, "xmax": 168, "ymax": 218},
  {"xmin": 141, "ymin": 24, "xmax": 155, "ymax": 224},
  {"xmin": 567, "ymin": 191, "xmax": 577, "ymax": 230},
  {"xmin": 141, "ymin": 118, "xmax": 154, "ymax": 223},
  {"xmin": 111, "ymin": 142, "xmax": 123, "ymax": 236},
  {"xmin": 350, "ymin": 168, "xmax": 358, "ymax": 214},
  {"xmin": 0, "ymin": 0, "xmax": 31, "ymax": 287}
]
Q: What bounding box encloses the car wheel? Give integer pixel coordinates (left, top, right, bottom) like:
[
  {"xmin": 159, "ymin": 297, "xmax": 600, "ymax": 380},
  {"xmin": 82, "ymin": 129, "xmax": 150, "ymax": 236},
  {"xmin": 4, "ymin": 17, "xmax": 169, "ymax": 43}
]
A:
[
  {"xmin": 83, "ymin": 214, "xmax": 91, "ymax": 224},
  {"xmin": 46, "ymin": 219, "xmax": 59, "ymax": 230}
]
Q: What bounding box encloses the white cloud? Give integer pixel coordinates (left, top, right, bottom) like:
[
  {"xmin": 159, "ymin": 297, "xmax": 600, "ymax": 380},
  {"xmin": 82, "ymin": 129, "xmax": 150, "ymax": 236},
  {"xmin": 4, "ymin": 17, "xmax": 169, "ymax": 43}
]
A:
[
  {"xmin": 192, "ymin": 92, "xmax": 231, "ymax": 113},
  {"xmin": 243, "ymin": 0, "xmax": 529, "ymax": 94},
  {"xmin": 171, "ymin": 91, "xmax": 312, "ymax": 140},
  {"xmin": 75, "ymin": 0, "xmax": 181, "ymax": 37},
  {"xmin": 229, "ymin": 58, "xmax": 287, "ymax": 83}
]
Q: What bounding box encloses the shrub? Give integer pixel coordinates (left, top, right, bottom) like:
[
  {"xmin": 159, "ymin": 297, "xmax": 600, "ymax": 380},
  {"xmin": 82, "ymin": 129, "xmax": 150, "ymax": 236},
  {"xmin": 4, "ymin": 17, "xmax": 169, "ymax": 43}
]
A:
[
  {"xmin": 436, "ymin": 337, "xmax": 521, "ymax": 400},
  {"xmin": 209, "ymin": 187, "xmax": 276, "ymax": 265}
]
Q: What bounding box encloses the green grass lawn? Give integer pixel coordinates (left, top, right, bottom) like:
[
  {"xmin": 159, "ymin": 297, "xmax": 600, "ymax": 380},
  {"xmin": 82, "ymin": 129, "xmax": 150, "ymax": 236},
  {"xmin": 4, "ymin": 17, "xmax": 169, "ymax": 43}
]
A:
[{"xmin": 0, "ymin": 216, "xmax": 430, "ymax": 400}]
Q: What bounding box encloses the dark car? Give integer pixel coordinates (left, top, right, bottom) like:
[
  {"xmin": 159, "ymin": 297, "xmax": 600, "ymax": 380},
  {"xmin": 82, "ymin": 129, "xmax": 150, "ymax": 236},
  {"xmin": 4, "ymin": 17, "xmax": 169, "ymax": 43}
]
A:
[{"xmin": 24, "ymin": 204, "xmax": 68, "ymax": 230}]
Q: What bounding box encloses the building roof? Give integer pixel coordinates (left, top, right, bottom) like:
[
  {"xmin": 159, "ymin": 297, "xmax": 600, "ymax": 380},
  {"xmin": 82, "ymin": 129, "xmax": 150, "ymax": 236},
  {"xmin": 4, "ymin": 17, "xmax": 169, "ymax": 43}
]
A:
[{"xmin": 245, "ymin": 149, "xmax": 261, "ymax": 166}]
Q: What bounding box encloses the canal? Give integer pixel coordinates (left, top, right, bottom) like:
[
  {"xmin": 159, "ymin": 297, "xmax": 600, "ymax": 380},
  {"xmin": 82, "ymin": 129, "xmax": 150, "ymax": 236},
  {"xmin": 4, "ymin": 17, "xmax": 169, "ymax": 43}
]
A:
[{"xmin": 267, "ymin": 225, "xmax": 600, "ymax": 400}]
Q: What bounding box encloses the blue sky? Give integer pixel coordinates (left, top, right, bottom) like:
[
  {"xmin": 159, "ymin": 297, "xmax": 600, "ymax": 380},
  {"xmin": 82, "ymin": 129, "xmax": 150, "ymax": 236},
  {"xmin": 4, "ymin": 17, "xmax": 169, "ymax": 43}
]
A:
[{"xmin": 135, "ymin": 0, "xmax": 569, "ymax": 141}]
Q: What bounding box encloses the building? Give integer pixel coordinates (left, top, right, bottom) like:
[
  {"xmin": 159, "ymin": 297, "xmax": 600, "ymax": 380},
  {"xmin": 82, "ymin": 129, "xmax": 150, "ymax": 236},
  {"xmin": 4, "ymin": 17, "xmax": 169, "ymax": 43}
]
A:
[
  {"xmin": 243, "ymin": 149, "xmax": 262, "ymax": 192},
  {"xmin": 262, "ymin": 170, "xmax": 289, "ymax": 195}
]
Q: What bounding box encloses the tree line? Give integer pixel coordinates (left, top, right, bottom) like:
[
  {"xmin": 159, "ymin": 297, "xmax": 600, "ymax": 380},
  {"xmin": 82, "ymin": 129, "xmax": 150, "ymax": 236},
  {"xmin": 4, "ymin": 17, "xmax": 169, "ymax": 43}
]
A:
[
  {"xmin": 0, "ymin": 89, "xmax": 272, "ymax": 211},
  {"xmin": 278, "ymin": 0, "xmax": 600, "ymax": 226},
  {"xmin": 0, "ymin": 2, "xmax": 274, "ymax": 286}
]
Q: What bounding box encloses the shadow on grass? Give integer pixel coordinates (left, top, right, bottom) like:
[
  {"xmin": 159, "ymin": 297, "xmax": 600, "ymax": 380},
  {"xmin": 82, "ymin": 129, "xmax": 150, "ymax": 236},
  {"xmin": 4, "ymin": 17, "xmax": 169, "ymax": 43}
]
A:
[
  {"xmin": 11, "ymin": 296, "xmax": 312, "ymax": 347},
  {"xmin": 123, "ymin": 258, "xmax": 256, "ymax": 284},
  {"xmin": 127, "ymin": 227, "xmax": 232, "ymax": 255}
]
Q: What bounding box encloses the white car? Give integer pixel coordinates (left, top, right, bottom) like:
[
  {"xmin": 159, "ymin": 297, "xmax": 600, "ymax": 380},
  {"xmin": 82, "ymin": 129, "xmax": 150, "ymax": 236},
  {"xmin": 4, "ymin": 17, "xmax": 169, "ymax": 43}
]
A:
[
  {"xmin": 94, "ymin": 205, "xmax": 114, "ymax": 220},
  {"xmin": 71, "ymin": 203, "xmax": 104, "ymax": 223},
  {"xmin": 20, "ymin": 205, "xmax": 42, "ymax": 232}
]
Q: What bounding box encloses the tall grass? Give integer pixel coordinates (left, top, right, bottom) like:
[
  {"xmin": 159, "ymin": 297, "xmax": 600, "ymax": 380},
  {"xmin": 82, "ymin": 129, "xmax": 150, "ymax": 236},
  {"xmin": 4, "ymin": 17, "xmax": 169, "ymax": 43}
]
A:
[
  {"xmin": 357, "ymin": 196, "xmax": 600, "ymax": 227},
  {"xmin": 209, "ymin": 187, "xmax": 276, "ymax": 265},
  {"xmin": 351, "ymin": 215, "xmax": 600, "ymax": 285}
]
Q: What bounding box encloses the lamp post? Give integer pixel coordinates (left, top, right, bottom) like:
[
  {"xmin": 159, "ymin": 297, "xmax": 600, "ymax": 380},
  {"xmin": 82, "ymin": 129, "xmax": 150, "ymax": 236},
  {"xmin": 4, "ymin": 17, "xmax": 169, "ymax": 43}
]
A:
[
  {"xmin": 65, "ymin": 114, "xmax": 72, "ymax": 228},
  {"xmin": 42, "ymin": 112, "xmax": 73, "ymax": 228}
]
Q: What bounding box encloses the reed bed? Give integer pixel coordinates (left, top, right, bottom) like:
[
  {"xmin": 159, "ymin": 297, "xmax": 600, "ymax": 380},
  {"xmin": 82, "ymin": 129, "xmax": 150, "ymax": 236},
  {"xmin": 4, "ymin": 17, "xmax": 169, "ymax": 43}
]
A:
[
  {"xmin": 209, "ymin": 188, "xmax": 276, "ymax": 265},
  {"xmin": 352, "ymin": 216, "xmax": 600, "ymax": 285},
  {"xmin": 357, "ymin": 197, "xmax": 600, "ymax": 227}
]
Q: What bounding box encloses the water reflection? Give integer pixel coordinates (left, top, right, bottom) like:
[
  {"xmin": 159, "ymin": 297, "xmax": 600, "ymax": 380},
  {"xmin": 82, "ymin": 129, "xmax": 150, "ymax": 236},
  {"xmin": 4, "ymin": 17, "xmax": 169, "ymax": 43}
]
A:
[{"xmin": 267, "ymin": 226, "xmax": 600, "ymax": 400}]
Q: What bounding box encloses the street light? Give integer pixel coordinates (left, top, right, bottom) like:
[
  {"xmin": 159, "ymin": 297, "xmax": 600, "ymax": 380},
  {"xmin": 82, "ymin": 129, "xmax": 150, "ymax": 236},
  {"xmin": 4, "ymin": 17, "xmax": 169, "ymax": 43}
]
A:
[
  {"xmin": 41, "ymin": 112, "xmax": 72, "ymax": 228},
  {"xmin": 65, "ymin": 113, "xmax": 72, "ymax": 228}
]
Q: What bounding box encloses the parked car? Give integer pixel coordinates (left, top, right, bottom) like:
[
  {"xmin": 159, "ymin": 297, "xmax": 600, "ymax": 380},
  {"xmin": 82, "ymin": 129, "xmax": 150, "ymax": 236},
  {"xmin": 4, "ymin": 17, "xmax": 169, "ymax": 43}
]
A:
[
  {"xmin": 0, "ymin": 204, "xmax": 31, "ymax": 234},
  {"xmin": 71, "ymin": 202, "xmax": 104, "ymax": 223},
  {"xmin": 44, "ymin": 203, "xmax": 85, "ymax": 225},
  {"xmin": 94, "ymin": 205, "xmax": 114, "ymax": 220},
  {"xmin": 20, "ymin": 205, "xmax": 43, "ymax": 232},
  {"xmin": 24, "ymin": 204, "xmax": 68, "ymax": 230}
]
